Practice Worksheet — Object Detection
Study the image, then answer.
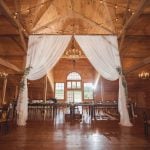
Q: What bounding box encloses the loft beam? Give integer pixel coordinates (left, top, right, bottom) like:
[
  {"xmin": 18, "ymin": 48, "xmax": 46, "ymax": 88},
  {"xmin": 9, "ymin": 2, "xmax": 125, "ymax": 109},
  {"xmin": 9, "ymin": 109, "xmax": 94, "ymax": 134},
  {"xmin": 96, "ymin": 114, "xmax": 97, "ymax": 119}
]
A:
[
  {"xmin": 32, "ymin": 0, "xmax": 54, "ymax": 28},
  {"xmin": 119, "ymin": 0, "xmax": 148, "ymax": 51},
  {"xmin": 125, "ymin": 56, "xmax": 150, "ymax": 74},
  {"xmin": 0, "ymin": 58, "xmax": 22, "ymax": 72},
  {"xmin": 0, "ymin": 0, "xmax": 28, "ymax": 37}
]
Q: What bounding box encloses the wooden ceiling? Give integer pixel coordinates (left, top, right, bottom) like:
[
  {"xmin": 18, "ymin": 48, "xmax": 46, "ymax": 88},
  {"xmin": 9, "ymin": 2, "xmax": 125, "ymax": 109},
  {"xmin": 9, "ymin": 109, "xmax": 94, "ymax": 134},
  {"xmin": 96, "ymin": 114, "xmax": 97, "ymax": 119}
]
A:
[{"xmin": 0, "ymin": 0, "xmax": 150, "ymax": 86}]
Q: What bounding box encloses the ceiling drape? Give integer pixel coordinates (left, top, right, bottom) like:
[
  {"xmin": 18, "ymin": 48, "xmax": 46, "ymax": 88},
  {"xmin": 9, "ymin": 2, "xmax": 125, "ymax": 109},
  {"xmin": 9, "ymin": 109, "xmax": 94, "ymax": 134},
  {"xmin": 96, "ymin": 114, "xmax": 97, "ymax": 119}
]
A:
[
  {"xmin": 75, "ymin": 35, "xmax": 132, "ymax": 126},
  {"xmin": 17, "ymin": 35, "xmax": 132, "ymax": 127},
  {"xmin": 16, "ymin": 35, "xmax": 71, "ymax": 126}
]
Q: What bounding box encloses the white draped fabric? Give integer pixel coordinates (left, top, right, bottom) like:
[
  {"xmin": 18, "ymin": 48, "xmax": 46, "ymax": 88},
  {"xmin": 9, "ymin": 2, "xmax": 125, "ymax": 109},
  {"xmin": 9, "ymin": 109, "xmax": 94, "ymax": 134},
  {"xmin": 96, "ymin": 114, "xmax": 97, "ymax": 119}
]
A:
[
  {"xmin": 17, "ymin": 35, "xmax": 71, "ymax": 126},
  {"xmin": 75, "ymin": 35, "xmax": 132, "ymax": 126},
  {"xmin": 17, "ymin": 35, "xmax": 132, "ymax": 127}
]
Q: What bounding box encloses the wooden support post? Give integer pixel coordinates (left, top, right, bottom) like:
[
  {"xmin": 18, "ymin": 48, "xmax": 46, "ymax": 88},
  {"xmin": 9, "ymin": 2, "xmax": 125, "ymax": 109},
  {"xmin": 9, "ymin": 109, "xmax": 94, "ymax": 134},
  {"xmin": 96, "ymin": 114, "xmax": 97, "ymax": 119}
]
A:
[
  {"xmin": 2, "ymin": 77, "xmax": 7, "ymax": 104},
  {"xmin": 43, "ymin": 75, "xmax": 48, "ymax": 103},
  {"xmin": 15, "ymin": 85, "xmax": 19, "ymax": 100},
  {"xmin": 100, "ymin": 77, "xmax": 104, "ymax": 102}
]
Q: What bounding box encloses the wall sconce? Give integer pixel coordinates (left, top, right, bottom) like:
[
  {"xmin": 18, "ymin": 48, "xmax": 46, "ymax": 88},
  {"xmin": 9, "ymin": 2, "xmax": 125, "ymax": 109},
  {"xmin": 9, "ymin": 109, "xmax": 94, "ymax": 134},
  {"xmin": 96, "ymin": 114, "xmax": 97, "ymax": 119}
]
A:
[
  {"xmin": 138, "ymin": 71, "xmax": 149, "ymax": 80},
  {"xmin": 0, "ymin": 72, "xmax": 8, "ymax": 78}
]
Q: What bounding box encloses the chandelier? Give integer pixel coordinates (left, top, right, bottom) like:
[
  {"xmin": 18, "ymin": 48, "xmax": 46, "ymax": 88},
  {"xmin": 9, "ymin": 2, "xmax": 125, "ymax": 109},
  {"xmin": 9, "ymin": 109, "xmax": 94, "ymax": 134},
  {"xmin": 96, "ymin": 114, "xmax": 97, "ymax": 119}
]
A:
[
  {"xmin": 65, "ymin": 36, "xmax": 82, "ymax": 59},
  {"xmin": 0, "ymin": 72, "xmax": 8, "ymax": 78},
  {"xmin": 138, "ymin": 71, "xmax": 149, "ymax": 79}
]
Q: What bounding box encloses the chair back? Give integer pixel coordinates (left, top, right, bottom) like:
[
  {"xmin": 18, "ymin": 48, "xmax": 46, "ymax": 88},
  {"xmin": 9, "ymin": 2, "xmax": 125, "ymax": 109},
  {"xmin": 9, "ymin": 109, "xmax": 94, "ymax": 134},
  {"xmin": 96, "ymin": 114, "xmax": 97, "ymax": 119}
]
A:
[
  {"xmin": 143, "ymin": 112, "xmax": 148, "ymax": 124},
  {"xmin": 0, "ymin": 103, "xmax": 13, "ymax": 122}
]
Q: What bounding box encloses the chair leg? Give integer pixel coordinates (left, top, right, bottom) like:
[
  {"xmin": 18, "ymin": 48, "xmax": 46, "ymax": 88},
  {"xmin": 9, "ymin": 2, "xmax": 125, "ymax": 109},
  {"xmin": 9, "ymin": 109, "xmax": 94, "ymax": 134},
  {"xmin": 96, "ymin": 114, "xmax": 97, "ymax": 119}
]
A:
[{"xmin": 144, "ymin": 124, "xmax": 148, "ymax": 136}]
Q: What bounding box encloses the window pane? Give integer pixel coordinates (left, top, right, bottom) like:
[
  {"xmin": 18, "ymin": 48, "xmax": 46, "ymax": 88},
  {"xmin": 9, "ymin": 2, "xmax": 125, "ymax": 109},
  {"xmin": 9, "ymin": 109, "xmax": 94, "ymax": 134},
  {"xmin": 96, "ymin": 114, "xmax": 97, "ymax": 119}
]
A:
[
  {"xmin": 55, "ymin": 83, "xmax": 64, "ymax": 99},
  {"xmin": 84, "ymin": 83, "xmax": 93, "ymax": 99},
  {"xmin": 67, "ymin": 82, "xmax": 71, "ymax": 88},
  {"xmin": 67, "ymin": 91, "xmax": 73, "ymax": 103},
  {"xmin": 72, "ymin": 81, "xmax": 76, "ymax": 88},
  {"xmin": 77, "ymin": 82, "xmax": 81, "ymax": 88}
]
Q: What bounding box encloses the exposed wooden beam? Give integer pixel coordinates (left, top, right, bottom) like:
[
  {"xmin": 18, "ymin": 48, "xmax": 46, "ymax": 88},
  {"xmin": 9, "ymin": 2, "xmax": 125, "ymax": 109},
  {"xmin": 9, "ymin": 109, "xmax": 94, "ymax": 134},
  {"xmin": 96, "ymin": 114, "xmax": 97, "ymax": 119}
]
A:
[
  {"xmin": 125, "ymin": 56, "xmax": 150, "ymax": 74},
  {"xmin": 14, "ymin": 0, "xmax": 27, "ymax": 52},
  {"xmin": 0, "ymin": 58, "xmax": 22, "ymax": 72},
  {"xmin": 31, "ymin": 15, "xmax": 63, "ymax": 33},
  {"xmin": 119, "ymin": 0, "xmax": 148, "ymax": 52},
  {"xmin": 0, "ymin": 0, "xmax": 28, "ymax": 37},
  {"xmin": 32, "ymin": 10, "xmax": 115, "ymax": 34},
  {"xmin": 73, "ymin": 10, "xmax": 115, "ymax": 34},
  {"xmin": 122, "ymin": 0, "xmax": 131, "ymax": 25},
  {"xmin": 119, "ymin": 0, "xmax": 148, "ymax": 39},
  {"xmin": 32, "ymin": 0, "xmax": 54, "ymax": 28},
  {"xmin": 10, "ymin": 36, "xmax": 25, "ymax": 51}
]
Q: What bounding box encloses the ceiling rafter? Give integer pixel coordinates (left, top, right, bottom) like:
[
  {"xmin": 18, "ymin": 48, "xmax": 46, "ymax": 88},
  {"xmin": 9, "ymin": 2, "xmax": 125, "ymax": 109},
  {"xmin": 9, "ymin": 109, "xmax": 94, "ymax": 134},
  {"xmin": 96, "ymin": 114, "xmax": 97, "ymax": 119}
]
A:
[
  {"xmin": 31, "ymin": 15, "xmax": 63, "ymax": 33},
  {"xmin": 32, "ymin": 10, "xmax": 116, "ymax": 34},
  {"xmin": 0, "ymin": 0, "xmax": 28, "ymax": 37},
  {"xmin": 0, "ymin": 0, "xmax": 28, "ymax": 52},
  {"xmin": 14, "ymin": 0, "xmax": 27, "ymax": 52},
  {"xmin": 0, "ymin": 58, "xmax": 22, "ymax": 72},
  {"xmin": 10, "ymin": 36, "xmax": 25, "ymax": 52},
  {"xmin": 119, "ymin": 0, "xmax": 148, "ymax": 51},
  {"xmin": 73, "ymin": 10, "xmax": 115, "ymax": 34},
  {"xmin": 32, "ymin": 0, "xmax": 54, "ymax": 28},
  {"xmin": 125, "ymin": 56, "xmax": 150, "ymax": 75},
  {"xmin": 122, "ymin": 0, "xmax": 131, "ymax": 25}
]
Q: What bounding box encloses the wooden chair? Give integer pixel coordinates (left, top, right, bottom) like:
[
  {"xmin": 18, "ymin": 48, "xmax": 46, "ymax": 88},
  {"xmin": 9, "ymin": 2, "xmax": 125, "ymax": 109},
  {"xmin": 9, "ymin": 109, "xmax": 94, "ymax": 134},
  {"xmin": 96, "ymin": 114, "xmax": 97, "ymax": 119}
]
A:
[
  {"xmin": 143, "ymin": 112, "xmax": 150, "ymax": 136},
  {"xmin": 0, "ymin": 104, "xmax": 12, "ymax": 134}
]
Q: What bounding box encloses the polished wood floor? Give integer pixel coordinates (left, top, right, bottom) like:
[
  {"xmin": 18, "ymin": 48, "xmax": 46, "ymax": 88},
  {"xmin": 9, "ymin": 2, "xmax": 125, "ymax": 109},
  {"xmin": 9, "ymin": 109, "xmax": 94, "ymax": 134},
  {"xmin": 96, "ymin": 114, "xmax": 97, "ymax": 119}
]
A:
[{"xmin": 0, "ymin": 112, "xmax": 150, "ymax": 150}]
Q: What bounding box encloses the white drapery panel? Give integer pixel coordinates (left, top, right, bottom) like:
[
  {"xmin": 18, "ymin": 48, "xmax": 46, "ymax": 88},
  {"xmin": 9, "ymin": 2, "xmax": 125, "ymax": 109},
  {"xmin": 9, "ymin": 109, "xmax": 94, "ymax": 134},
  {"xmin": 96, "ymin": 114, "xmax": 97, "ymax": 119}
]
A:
[
  {"xmin": 75, "ymin": 35, "xmax": 132, "ymax": 126},
  {"xmin": 17, "ymin": 35, "xmax": 71, "ymax": 126}
]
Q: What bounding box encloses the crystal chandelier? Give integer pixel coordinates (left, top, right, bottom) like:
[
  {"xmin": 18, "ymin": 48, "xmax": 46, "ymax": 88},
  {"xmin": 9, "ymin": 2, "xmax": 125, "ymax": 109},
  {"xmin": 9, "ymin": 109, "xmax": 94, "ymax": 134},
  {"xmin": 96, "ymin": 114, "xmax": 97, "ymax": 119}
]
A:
[
  {"xmin": 138, "ymin": 71, "xmax": 149, "ymax": 79},
  {"xmin": 65, "ymin": 36, "xmax": 82, "ymax": 59}
]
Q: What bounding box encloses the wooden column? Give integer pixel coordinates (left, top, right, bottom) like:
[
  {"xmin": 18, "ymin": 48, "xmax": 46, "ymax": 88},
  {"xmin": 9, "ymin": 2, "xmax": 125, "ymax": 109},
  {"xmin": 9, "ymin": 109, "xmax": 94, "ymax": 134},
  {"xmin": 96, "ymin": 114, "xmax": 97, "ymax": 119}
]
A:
[
  {"xmin": 43, "ymin": 75, "xmax": 48, "ymax": 103},
  {"xmin": 14, "ymin": 85, "xmax": 19, "ymax": 100},
  {"xmin": 2, "ymin": 77, "xmax": 7, "ymax": 104},
  {"xmin": 100, "ymin": 77, "xmax": 104, "ymax": 102}
]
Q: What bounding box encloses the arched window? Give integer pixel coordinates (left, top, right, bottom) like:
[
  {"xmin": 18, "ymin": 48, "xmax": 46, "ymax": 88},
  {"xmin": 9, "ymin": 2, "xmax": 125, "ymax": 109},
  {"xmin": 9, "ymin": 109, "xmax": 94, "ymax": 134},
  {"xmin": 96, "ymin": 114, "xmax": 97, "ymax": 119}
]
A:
[
  {"xmin": 67, "ymin": 72, "xmax": 81, "ymax": 80},
  {"xmin": 67, "ymin": 72, "xmax": 81, "ymax": 89},
  {"xmin": 67, "ymin": 72, "xmax": 82, "ymax": 103}
]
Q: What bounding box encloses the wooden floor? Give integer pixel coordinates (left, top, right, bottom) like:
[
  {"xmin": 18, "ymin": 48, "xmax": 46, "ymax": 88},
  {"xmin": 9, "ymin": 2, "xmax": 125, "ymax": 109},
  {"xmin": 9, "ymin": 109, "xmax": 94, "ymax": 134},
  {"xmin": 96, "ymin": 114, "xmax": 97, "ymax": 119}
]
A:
[{"xmin": 0, "ymin": 113, "xmax": 150, "ymax": 150}]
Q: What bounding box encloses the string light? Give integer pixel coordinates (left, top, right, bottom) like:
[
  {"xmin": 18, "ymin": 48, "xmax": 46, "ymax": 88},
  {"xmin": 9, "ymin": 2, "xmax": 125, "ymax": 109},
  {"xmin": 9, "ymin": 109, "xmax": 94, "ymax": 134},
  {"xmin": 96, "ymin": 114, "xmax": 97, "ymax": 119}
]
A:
[
  {"xmin": 115, "ymin": 5, "xmax": 118, "ymax": 9},
  {"xmin": 13, "ymin": 15, "xmax": 17, "ymax": 19},
  {"xmin": 128, "ymin": 8, "xmax": 131, "ymax": 12},
  {"xmin": 10, "ymin": 0, "xmax": 136, "ymax": 36},
  {"xmin": 100, "ymin": 0, "xmax": 103, "ymax": 4},
  {"xmin": 131, "ymin": 12, "xmax": 135, "ymax": 15}
]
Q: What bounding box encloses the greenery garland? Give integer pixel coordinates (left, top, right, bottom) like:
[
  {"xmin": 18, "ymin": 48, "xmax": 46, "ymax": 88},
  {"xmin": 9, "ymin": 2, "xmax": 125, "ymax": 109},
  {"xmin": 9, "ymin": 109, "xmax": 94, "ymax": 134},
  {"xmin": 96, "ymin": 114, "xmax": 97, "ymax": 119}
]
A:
[
  {"xmin": 19, "ymin": 66, "xmax": 32, "ymax": 92},
  {"xmin": 116, "ymin": 66, "xmax": 128, "ymax": 99}
]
